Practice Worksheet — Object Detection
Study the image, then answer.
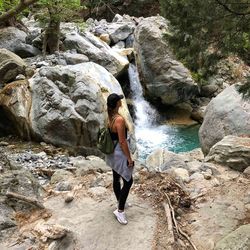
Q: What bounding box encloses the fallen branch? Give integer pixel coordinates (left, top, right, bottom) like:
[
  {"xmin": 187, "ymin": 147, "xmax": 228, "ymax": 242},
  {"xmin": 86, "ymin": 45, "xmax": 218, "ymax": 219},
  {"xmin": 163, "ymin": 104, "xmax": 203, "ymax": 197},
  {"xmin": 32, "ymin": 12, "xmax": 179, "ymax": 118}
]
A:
[
  {"xmin": 161, "ymin": 190, "xmax": 198, "ymax": 250},
  {"xmin": 163, "ymin": 202, "xmax": 175, "ymax": 244},
  {"xmin": 6, "ymin": 191, "xmax": 45, "ymax": 209}
]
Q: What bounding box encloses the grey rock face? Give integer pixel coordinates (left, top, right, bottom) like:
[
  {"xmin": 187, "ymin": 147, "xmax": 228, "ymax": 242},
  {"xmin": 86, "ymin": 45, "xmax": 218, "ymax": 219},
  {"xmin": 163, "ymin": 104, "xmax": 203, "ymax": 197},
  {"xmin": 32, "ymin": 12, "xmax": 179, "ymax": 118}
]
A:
[
  {"xmin": 29, "ymin": 63, "xmax": 106, "ymax": 147},
  {"xmin": 214, "ymin": 224, "xmax": 250, "ymax": 250},
  {"xmin": 1, "ymin": 62, "xmax": 134, "ymax": 151},
  {"xmin": 145, "ymin": 148, "xmax": 187, "ymax": 172},
  {"xmin": 0, "ymin": 27, "xmax": 26, "ymax": 52},
  {"xmin": 63, "ymin": 32, "xmax": 129, "ymax": 76},
  {"xmin": 14, "ymin": 43, "xmax": 41, "ymax": 58},
  {"xmin": 0, "ymin": 80, "xmax": 32, "ymax": 138},
  {"xmin": 134, "ymin": 16, "xmax": 198, "ymax": 105},
  {"xmin": 107, "ymin": 22, "xmax": 135, "ymax": 43},
  {"xmin": 0, "ymin": 169, "xmax": 41, "ymax": 211},
  {"xmin": 0, "ymin": 49, "xmax": 27, "ymax": 85},
  {"xmin": 199, "ymin": 84, "xmax": 250, "ymax": 155},
  {"xmin": 205, "ymin": 135, "xmax": 250, "ymax": 172},
  {"xmin": 0, "ymin": 204, "xmax": 16, "ymax": 230}
]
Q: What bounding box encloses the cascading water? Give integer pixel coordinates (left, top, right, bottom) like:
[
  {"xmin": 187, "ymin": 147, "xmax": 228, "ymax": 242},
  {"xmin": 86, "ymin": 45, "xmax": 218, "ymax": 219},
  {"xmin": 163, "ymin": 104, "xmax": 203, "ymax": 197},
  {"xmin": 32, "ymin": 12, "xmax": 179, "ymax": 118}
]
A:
[{"xmin": 128, "ymin": 63, "xmax": 200, "ymax": 161}]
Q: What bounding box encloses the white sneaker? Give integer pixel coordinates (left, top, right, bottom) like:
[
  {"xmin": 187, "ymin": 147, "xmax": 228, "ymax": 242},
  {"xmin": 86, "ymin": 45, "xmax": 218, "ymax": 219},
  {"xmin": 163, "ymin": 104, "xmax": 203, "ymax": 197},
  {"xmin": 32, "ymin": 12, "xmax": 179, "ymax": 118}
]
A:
[{"xmin": 113, "ymin": 209, "xmax": 128, "ymax": 225}]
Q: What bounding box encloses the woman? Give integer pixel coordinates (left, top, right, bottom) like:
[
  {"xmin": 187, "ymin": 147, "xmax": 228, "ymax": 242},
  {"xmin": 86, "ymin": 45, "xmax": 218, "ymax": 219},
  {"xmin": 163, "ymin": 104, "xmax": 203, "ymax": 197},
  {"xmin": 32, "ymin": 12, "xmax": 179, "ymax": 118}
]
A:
[{"xmin": 105, "ymin": 93, "xmax": 134, "ymax": 225}]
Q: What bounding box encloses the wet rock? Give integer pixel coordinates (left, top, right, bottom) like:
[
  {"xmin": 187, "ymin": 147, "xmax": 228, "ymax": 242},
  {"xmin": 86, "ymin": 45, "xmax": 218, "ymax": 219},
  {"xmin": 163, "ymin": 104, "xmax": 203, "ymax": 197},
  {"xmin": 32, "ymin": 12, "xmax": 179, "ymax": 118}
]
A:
[
  {"xmin": 191, "ymin": 106, "xmax": 206, "ymax": 123},
  {"xmin": 199, "ymin": 84, "xmax": 250, "ymax": 155},
  {"xmin": 214, "ymin": 224, "xmax": 250, "ymax": 250}
]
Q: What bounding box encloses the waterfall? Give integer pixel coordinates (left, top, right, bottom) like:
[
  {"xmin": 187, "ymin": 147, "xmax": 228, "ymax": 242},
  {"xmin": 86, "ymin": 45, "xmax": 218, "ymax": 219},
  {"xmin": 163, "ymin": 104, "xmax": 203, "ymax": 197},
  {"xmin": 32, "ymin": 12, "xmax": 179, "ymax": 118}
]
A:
[
  {"xmin": 128, "ymin": 63, "xmax": 167, "ymax": 158},
  {"xmin": 128, "ymin": 64, "xmax": 158, "ymax": 128},
  {"xmin": 128, "ymin": 63, "xmax": 200, "ymax": 161}
]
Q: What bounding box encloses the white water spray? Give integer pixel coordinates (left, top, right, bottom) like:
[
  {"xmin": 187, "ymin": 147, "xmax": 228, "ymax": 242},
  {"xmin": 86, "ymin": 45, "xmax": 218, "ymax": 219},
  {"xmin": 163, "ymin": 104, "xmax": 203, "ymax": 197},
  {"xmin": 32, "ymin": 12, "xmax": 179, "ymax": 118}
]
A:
[
  {"xmin": 128, "ymin": 64, "xmax": 158, "ymax": 128},
  {"xmin": 128, "ymin": 63, "xmax": 200, "ymax": 161}
]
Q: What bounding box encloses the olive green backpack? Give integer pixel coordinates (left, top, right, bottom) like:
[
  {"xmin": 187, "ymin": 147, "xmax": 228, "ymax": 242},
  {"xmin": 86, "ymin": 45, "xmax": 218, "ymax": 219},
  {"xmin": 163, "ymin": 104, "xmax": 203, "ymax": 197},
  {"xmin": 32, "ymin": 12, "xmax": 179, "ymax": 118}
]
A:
[{"xmin": 97, "ymin": 117, "xmax": 118, "ymax": 154}]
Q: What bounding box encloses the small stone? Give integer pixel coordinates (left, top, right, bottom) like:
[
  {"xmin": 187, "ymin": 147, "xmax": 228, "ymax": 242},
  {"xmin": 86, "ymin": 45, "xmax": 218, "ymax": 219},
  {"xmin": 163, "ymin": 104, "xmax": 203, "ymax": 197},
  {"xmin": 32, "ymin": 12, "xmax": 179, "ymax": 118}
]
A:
[
  {"xmin": 15, "ymin": 74, "xmax": 26, "ymax": 80},
  {"xmin": 211, "ymin": 178, "xmax": 220, "ymax": 187},
  {"xmin": 99, "ymin": 34, "xmax": 111, "ymax": 44},
  {"xmin": 0, "ymin": 141, "xmax": 9, "ymax": 146},
  {"xmin": 65, "ymin": 194, "xmax": 74, "ymax": 203},
  {"xmin": 243, "ymin": 166, "xmax": 250, "ymax": 178},
  {"xmin": 203, "ymin": 172, "xmax": 212, "ymax": 180}
]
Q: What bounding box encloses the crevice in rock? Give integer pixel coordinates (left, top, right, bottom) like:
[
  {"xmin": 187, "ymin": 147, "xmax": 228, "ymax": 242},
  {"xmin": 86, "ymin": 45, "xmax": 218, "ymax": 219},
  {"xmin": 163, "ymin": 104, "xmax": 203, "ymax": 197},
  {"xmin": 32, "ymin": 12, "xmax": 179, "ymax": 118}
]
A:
[{"xmin": 0, "ymin": 106, "xmax": 17, "ymax": 137}]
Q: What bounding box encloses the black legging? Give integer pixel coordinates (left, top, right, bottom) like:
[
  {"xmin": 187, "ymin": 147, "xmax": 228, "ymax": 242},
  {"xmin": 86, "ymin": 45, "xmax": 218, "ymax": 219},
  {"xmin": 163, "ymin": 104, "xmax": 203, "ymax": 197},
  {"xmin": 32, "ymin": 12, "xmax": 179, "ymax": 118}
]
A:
[{"xmin": 112, "ymin": 170, "xmax": 133, "ymax": 211}]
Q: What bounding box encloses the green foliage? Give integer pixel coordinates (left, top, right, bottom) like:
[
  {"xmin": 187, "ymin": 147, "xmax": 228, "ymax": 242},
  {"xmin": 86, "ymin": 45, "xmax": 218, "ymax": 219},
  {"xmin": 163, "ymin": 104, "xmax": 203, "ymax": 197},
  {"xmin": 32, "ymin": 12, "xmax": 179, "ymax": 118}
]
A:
[
  {"xmin": 237, "ymin": 77, "xmax": 250, "ymax": 99},
  {"xmin": 36, "ymin": 0, "xmax": 82, "ymax": 25},
  {"xmin": 159, "ymin": 0, "xmax": 250, "ymax": 82},
  {"xmin": 0, "ymin": 0, "xmax": 19, "ymax": 12}
]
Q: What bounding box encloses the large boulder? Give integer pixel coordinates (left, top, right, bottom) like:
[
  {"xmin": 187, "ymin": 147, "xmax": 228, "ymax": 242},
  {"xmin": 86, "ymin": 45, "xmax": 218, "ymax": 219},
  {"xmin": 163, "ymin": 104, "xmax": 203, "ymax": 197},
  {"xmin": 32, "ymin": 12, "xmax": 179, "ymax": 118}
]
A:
[
  {"xmin": 214, "ymin": 224, "xmax": 250, "ymax": 250},
  {"xmin": 199, "ymin": 84, "xmax": 250, "ymax": 155},
  {"xmin": 102, "ymin": 21, "xmax": 135, "ymax": 44},
  {"xmin": 205, "ymin": 135, "xmax": 250, "ymax": 172},
  {"xmin": 134, "ymin": 16, "xmax": 198, "ymax": 105},
  {"xmin": 0, "ymin": 80, "xmax": 31, "ymax": 138},
  {"xmin": 0, "ymin": 27, "xmax": 26, "ymax": 52},
  {"xmin": 63, "ymin": 32, "xmax": 129, "ymax": 77},
  {"xmin": 0, "ymin": 49, "xmax": 27, "ymax": 86},
  {"xmin": 0, "ymin": 27, "xmax": 39, "ymax": 58},
  {"xmin": 146, "ymin": 148, "xmax": 187, "ymax": 172},
  {"xmin": 0, "ymin": 62, "xmax": 134, "ymax": 152}
]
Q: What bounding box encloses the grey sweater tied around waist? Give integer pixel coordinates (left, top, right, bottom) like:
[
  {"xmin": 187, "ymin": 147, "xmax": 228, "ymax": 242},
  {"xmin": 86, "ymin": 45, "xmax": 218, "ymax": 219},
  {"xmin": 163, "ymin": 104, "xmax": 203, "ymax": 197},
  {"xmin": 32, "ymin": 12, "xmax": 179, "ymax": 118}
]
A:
[{"xmin": 105, "ymin": 137, "xmax": 133, "ymax": 182}]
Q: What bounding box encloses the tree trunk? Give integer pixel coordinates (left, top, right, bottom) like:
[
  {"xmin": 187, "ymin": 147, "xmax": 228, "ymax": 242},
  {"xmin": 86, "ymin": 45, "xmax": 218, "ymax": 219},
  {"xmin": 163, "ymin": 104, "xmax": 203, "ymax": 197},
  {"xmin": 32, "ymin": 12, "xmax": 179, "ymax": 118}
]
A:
[
  {"xmin": 43, "ymin": 7, "xmax": 60, "ymax": 56},
  {"xmin": 0, "ymin": 0, "xmax": 38, "ymax": 26}
]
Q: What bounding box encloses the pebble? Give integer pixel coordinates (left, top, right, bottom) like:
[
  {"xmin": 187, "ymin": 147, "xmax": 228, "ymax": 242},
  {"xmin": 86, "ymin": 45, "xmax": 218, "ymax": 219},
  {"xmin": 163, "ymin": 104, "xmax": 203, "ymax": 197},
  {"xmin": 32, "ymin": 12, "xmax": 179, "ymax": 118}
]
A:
[
  {"xmin": 203, "ymin": 172, "xmax": 212, "ymax": 180},
  {"xmin": 6, "ymin": 151, "xmax": 72, "ymax": 174},
  {"xmin": 211, "ymin": 178, "xmax": 220, "ymax": 187},
  {"xmin": 0, "ymin": 142, "xmax": 9, "ymax": 146},
  {"xmin": 65, "ymin": 194, "xmax": 74, "ymax": 203}
]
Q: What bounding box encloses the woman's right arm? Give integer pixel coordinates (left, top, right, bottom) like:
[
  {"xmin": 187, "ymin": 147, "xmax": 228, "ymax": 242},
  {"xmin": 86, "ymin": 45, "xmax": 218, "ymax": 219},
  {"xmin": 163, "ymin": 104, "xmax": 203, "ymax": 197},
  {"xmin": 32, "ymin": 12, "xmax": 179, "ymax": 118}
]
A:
[{"xmin": 115, "ymin": 117, "xmax": 133, "ymax": 167}]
